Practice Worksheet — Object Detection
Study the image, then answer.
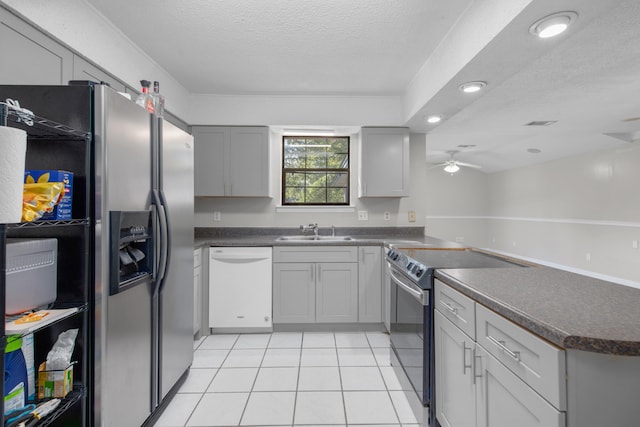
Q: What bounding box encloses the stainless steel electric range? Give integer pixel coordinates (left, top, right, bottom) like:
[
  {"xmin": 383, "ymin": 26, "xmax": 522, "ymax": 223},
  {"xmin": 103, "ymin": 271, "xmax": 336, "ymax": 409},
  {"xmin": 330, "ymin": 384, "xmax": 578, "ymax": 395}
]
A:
[{"xmin": 385, "ymin": 248, "xmax": 526, "ymax": 427}]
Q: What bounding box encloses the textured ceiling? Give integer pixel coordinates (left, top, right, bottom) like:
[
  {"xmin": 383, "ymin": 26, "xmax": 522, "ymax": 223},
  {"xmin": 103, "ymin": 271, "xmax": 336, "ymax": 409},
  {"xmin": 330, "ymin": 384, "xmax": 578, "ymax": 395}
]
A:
[
  {"xmin": 86, "ymin": 0, "xmax": 472, "ymax": 95},
  {"xmin": 84, "ymin": 0, "xmax": 640, "ymax": 172}
]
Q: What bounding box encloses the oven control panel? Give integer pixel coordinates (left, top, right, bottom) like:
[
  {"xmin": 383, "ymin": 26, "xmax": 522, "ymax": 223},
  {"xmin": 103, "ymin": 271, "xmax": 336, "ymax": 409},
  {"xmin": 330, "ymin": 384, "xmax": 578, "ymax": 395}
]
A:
[{"xmin": 386, "ymin": 249, "xmax": 432, "ymax": 288}]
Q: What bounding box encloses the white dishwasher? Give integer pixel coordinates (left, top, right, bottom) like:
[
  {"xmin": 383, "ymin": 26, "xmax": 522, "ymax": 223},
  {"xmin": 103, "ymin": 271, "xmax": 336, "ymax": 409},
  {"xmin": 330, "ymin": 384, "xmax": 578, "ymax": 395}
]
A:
[{"xmin": 209, "ymin": 247, "xmax": 273, "ymax": 331}]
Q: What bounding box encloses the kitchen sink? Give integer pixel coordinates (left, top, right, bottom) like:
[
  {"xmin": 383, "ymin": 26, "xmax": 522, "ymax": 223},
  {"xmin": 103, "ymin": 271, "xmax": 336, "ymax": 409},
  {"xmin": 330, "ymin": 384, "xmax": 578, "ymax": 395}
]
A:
[{"xmin": 276, "ymin": 235, "xmax": 354, "ymax": 242}]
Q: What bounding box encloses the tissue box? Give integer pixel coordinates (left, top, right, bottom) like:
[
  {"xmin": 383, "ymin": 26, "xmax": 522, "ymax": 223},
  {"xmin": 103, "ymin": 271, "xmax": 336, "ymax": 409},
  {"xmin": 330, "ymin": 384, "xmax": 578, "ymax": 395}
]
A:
[
  {"xmin": 24, "ymin": 170, "xmax": 73, "ymax": 220},
  {"xmin": 37, "ymin": 362, "xmax": 73, "ymax": 398}
]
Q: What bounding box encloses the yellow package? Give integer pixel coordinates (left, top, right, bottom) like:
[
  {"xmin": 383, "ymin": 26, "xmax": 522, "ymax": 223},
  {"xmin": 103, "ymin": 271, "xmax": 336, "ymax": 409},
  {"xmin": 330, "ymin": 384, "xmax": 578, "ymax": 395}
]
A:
[{"xmin": 22, "ymin": 182, "xmax": 64, "ymax": 222}]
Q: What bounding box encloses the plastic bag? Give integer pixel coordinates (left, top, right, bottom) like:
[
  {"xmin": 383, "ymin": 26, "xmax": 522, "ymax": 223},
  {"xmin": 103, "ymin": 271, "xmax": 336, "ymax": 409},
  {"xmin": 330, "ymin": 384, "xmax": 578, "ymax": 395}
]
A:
[
  {"xmin": 46, "ymin": 328, "xmax": 78, "ymax": 370},
  {"xmin": 22, "ymin": 182, "xmax": 64, "ymax": 222}
]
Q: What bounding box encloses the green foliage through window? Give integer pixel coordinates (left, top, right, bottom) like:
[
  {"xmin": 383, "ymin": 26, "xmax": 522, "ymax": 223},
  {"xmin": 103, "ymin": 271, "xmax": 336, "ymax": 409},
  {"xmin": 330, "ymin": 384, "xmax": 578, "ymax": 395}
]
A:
[{"xmin": 282, "ymin": 136, "xmax": 350, "ymax": 205}]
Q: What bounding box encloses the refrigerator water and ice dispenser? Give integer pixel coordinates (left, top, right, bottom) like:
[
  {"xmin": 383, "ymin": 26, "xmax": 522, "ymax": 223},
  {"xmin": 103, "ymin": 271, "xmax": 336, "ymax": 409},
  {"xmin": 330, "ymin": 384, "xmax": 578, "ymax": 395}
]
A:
[{"xmin": 109, "ymin": 210, "xmax": 153, "ymax": 296}]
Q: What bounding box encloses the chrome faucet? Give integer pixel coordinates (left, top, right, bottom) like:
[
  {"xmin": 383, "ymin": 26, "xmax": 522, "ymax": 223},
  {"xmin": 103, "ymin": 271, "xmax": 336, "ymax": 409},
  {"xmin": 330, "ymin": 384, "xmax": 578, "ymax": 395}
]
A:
[{"xmin": 300, "ymin": 223, "xmax": 319, "ymax": 236}]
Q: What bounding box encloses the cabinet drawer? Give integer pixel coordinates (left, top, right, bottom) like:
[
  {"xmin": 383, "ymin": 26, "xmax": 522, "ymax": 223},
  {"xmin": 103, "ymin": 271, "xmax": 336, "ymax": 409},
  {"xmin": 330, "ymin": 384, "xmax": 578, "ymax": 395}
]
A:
[
  {"xmin": 273, "ymin": 246, "xmax": 358, "ymax": 263},
  {"xmin": 476, "ymin": 304, "xmax": 566, "ymax": 410},
  {"xmin": 434, "ymin": 280, "xmax": 475, "ymax": 339},
  {"xmin": 194, "ymin": 248, "xmax": 202, "ymax": 268}
]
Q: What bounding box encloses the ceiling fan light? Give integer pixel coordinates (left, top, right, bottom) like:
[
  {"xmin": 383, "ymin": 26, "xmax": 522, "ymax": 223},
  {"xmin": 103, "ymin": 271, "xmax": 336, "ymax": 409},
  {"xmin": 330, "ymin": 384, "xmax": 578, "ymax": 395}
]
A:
[
  {"xmin": 529, "ymin": 12, "xmax": 577, "ymax": 39},
  {"xmin": 444, "ymin": 163, "xmax": 460, "ymax": 173}
]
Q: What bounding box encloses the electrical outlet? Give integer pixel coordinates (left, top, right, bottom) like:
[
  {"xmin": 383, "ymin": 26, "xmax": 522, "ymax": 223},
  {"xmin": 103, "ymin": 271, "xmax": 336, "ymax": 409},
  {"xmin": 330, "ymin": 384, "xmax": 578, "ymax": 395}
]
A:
[
  {"xmin": 586, "ymin": 252, "xmax": 591, "ymax": 262},
  {"xmin": 455, "ymin": 236, "xmax": 465, "ymax": 243},
  {"xmin": 633, "ymin": 240, "xmax": 639, "ymax": 249},
  {"xmin": 358, "ymin": 210, "xmax": 368, "ymax": 221},
  {"xmin": 213, "ymin": 211, "xmax": 221, "ymax": 221},
  {"xmin": 383, "ymin": 212, "xmax": 391, "ymax": 221},
  {"xmin": 408, "ymin": 211, "xmax": 416, "ymax": 222}
]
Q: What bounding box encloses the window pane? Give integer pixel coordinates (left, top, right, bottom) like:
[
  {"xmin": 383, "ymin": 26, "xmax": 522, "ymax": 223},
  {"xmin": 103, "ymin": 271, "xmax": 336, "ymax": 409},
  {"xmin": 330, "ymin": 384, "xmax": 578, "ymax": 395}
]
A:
[
  {"xmin": 327, "ymin": 188, "xmax": 348, "ymax": 204},
  {"xmin": 306, "ymin": 172, "xmax": 326, "ymax": 188},
  {"xmin": 284, "ymin": 154, "xmax": 305, "ymax": 168},
  {"xmin": 327, "ymin": 153, "xmax": 348, "ymax": 168},
  {"xmin": 285, "ymin": 187, "xmax": 304, "ymax": 204},
  {"xmin": 285, "ymin": 172, "xmax": 305, "ymax": 187},
  {"xmin": 305, "ymin": 187, "xmax": 326, "ymax": 204},
  {"xmin": 326, "ymin": 172, "xmax": 348, "ymax": 188}
]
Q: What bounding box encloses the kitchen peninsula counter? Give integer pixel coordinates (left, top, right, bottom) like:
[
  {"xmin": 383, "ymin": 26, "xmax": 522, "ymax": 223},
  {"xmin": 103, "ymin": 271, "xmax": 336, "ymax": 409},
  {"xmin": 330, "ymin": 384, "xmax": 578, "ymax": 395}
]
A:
[{"xmin": 436, "ymin": 266, "xmax": 640, "ymax": 356}]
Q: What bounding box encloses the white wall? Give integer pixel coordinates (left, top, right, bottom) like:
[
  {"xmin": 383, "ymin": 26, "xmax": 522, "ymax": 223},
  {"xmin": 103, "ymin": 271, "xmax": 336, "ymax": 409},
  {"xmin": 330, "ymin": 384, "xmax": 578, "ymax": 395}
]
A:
[
  {"xmin": 195, "ymin": 133, "xmax": 428, "ymax": 230},
  {"xmin": 425, "ymin": 143, "xmax": 640, "ymax": 286},
  {"xmin": 424, "ymin": 165, "xmax": 490, "ymax": 247}
]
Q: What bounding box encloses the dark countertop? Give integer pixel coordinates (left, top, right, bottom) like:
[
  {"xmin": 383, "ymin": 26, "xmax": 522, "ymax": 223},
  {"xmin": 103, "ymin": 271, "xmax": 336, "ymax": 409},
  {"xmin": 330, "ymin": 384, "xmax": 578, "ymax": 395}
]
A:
[
  {"xmin": 194, "ymin": 226, "xmax": 465, "ymax": 249},
  {"xmin": 435, "ymin": 267, "xmax": 640, "ymax": 356}
]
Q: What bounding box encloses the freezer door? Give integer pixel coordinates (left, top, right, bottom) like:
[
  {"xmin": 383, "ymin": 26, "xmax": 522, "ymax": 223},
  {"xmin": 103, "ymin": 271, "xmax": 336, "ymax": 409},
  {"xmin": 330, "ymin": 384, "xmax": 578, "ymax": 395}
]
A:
[
  {"xmin": 94, "ymin": 86, "xmax": 153, "ymax": 427},
  {"xmin": 158, "ymin": 119, "xmax": 195, "ymax": 401}
]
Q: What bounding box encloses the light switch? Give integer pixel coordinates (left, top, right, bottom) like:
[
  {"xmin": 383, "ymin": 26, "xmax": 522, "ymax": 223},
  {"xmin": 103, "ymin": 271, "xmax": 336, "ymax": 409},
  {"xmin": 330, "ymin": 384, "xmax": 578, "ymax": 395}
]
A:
[
  {"xmin": 408, "ymin": 211, "xmax": 416, "ymax": 222},
  {"xmin": 213, "ymin": 211, "xmax": 221, "ymax": 221},
  {"xmin": 358, "ymin": 211, "xmax": 368, "ymax": 221}
]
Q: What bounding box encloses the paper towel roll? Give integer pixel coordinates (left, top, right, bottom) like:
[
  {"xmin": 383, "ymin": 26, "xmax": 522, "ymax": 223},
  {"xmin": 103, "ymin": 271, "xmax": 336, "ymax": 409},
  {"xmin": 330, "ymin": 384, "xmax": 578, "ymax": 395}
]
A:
[{"xmin": 0, "ymin": 126, "xmax": 27, "ymax": 223}]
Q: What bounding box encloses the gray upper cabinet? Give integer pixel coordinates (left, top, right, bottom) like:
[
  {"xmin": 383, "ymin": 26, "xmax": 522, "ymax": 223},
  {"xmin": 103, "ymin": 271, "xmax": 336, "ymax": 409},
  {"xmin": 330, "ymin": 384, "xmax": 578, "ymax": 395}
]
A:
[
  {"xmin": 0, "ymin": 7, "xmax": 73, "ymax": 85},
  {"xmin": 72, "ymin": 55, "xmax": 126, "ymax": 92},
  {"xmin": 359, "ymin": 127, "xmax": 410, "ymax": 197},
  {"xmin": 193, "ymin": 126, "xmax": 270, "ymax": 197}
]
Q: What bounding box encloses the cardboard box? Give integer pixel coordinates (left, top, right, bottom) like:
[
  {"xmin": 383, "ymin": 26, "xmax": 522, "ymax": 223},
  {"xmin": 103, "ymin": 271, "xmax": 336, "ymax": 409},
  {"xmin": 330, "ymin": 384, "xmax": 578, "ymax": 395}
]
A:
[
  {"xmin": 37, "ymin": 362, "xmax": 73, "ymax": 399},
  {"xmin": 24, "ymin": 170, "xmax": 73, "ymax": 220}
]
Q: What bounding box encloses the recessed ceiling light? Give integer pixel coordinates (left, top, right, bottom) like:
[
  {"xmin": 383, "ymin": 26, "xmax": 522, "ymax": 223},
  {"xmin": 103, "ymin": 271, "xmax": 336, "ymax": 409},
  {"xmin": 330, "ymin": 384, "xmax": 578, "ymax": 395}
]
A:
[
  {"xmin": 459, "ymin": 81, "xmax": 486, "ymax": 94},
  {"xmin": 529, "ymin": 12, "xmax": 578, "ymax": 39},
  {"xmin": 426, "ymin": 115, "xmax": 442, "ymax": 124}
]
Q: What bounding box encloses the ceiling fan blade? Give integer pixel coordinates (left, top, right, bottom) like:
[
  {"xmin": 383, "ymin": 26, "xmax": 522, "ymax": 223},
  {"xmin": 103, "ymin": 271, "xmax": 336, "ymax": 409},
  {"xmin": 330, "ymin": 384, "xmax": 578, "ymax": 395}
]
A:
[
  {"xmin": 456, "ymin": 161, "xmax": 482, "ymax": 169},
  {"xmin": 427, "ymin": 162, "xmax": 448, "ymax": 170}
]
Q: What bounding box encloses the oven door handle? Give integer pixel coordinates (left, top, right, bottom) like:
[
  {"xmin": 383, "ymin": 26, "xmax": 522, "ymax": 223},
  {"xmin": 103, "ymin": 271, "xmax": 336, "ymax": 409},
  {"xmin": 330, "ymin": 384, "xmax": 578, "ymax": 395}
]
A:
[{"xmin": 389, "ymin": 268, "xmax": 428, "ymax": 305}]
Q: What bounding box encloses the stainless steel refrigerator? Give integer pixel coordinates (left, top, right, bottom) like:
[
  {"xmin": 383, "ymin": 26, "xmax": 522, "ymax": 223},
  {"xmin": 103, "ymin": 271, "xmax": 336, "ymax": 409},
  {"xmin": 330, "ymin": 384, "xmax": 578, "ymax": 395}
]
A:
[{"xmin": 93, "ymin": 85, "xmax": 194, "ymax": 427}]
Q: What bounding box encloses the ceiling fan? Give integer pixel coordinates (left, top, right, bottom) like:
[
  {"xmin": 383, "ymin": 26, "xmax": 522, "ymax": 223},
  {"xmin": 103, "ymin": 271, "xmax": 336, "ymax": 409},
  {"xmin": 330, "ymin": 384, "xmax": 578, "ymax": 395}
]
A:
[{"xmin": 429, "ymin": 150, "xmax": 481, "ymax": 173}]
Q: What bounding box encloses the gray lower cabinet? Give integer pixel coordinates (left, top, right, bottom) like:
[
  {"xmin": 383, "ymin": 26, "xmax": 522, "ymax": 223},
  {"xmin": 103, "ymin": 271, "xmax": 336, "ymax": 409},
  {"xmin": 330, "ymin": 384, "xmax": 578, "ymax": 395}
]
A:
[
  {"xmin": 358, "ymin": 246, "xmax": 382, "ymax": 323},
  {"xmin": 315, "ymin": 263, "xmax": 358, "ymax": 322},
  {"xmin": 273, "ymin": 263, "xmax": 315, "ymax": 323},
  {"xmin": 1, "ymin": 6, "xmax": 73, "ymax": 85},
  {"xmin": 434, "ymin": 280, "xmax": 565, "ymax": 427},
  {"xmin": 273, "ymin": 246, "xmax": 358, "ymax": 323}
]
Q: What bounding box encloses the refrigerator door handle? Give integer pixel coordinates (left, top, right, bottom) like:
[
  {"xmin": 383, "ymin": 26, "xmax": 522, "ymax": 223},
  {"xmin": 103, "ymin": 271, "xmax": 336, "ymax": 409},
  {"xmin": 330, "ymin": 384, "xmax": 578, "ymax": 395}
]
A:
[
  {"xmin": 152, "ymin": 189, "xmax": 169, "ymax": 290},
  {"xmin": 158, "ymin": 189, "xmax": 172, "ymax": 293}
]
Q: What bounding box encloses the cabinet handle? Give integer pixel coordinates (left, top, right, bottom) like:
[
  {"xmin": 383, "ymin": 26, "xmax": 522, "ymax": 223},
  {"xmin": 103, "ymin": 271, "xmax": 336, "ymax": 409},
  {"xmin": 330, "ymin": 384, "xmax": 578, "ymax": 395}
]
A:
[
  {"xmin": 361, "ymin": 248, "xmax": 365, "ymax": 263},
  {"xmin": 462, "ymin": 342, "xmax": 472, "ymax": 374},
  {"xmin": 473, "ymin": 350, "xmax": 483, "ymax": 384},
  {"xmin": 439, "ymin": 300, "xmax": 459, "ymax": 317},
  {"xmin": 487, "ymin": 336, "xmax": 521, "ymax": 362},
  {"xmin": 318, "ymin": 264, "xmax": 321, "ymax": 281},
  {"xmin": 311, "ymin": 265, "xmax": 314, "ymax": 281}
]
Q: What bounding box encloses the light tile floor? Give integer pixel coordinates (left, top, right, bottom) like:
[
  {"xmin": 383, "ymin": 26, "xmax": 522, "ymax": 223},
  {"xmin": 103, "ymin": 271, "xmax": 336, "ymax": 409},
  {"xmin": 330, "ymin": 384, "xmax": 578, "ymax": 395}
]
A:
[{"xmin": 154, "ymin": 331, "xmax": 424, "ymax": 427}]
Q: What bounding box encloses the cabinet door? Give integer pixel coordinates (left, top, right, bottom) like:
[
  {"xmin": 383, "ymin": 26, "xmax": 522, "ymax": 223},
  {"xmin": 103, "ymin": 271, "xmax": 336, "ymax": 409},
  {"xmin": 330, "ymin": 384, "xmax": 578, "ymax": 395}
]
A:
[
  {"xmin": 358, "ymin": 246, "xmax": 382, "ymax": 323},
  {"xmin": 193, "ymin": 126, "xmax": 227, "ymax": 196},
  {"xmin": 0, "ymin": 8, "xmax": 73, "ymax": 85},
  {"xmin": 72, "ymin": 55, "xmax": 126, "ymax": 92},
  {"xmin": 475, "ymin": 345, "xmax": 565, "ymax": 427},
  {"xmin": 359, "ymin": 127, "xmax": 409, "ymax": 197},
  {"xmin": 435, "ymin": 310, "xmax": 476, "ymax": 427},
  {"xmin": 228, "ymin": 127, "xmax": 269, "ymax": 196},
  {"xmin": 273, "ymin": 263, "xmax": 315, "ymax": 323},
  {"xmin": 316, "ymin": 263, "xmax": 358, "ymax": 323}
]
